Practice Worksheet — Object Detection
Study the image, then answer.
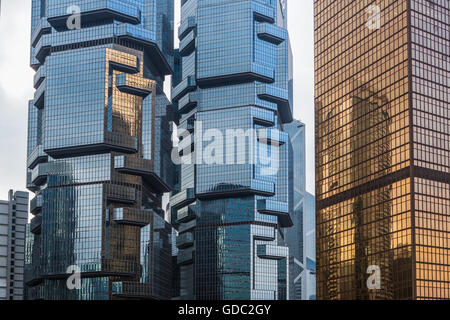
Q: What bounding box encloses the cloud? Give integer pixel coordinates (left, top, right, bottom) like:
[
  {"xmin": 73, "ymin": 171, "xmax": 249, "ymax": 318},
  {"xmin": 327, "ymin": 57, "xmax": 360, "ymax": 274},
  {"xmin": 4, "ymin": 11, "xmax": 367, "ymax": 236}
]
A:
[
  {"xmin": 288, "ymin": 1, "xmax": 315, "ymax": 193},
  {"xmin": 0, "ymin": 0, "xmax": 33, "ymax": 200},
  {"xmin": 0, "ymin": 87, "xmax": 28, "ymax": 200}
]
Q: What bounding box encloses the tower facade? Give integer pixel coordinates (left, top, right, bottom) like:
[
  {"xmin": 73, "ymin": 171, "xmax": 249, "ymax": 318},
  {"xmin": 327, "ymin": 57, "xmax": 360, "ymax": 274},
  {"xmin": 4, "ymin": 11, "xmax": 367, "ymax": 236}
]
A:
[
  {"xmin": 285, "ymin": 120, "xmax": 306, "ymax": 300},
  {"xmin": 25, "ymin": 0, "xmax": 176, "ymax": 300},
  {"xmin": 303, "ymin": 192, "xmax": 316, "ymax": 300},
  {"xmin": 285, "ymin": 120, "xmax": 316, "ymax": 300},
  {"xmin": 315, "ymin": 0, "xmax": 449, "ymax": 300},
  {"xmin": 171, "ymin": 0, "xmax": 293, "ymax": 300}
]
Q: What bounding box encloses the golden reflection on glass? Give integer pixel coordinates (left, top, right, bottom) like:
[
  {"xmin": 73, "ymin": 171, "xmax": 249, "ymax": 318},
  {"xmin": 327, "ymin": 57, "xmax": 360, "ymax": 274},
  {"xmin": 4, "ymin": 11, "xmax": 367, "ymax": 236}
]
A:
[
  {"xmin": 315, "ymin": 0, "xmax": 413, "ymax": 300},
  {"xmin": 104, "ymin": 48, "xmax": 157, "ymax": 284},
  {"xmin": 315, "ymin": 0, "xmax": 449, "ymax": 300}
]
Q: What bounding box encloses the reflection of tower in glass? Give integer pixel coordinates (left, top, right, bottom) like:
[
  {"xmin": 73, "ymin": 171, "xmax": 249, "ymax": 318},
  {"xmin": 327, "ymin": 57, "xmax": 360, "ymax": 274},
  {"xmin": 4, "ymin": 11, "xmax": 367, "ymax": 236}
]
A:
[
  {"xmin": 315, "ymin": 0, "xmax": 449, "ymax": 300},
  {"xmin": 349, "ymin": 85, "xmax": 392, "ymax": 300},
  {"xmin": 320, "ymin": 102, "xmax": 344, "ymax": 300},
  {"xmin": 319, "ymin": 84, "xmax": 394, "ymax": 300}
]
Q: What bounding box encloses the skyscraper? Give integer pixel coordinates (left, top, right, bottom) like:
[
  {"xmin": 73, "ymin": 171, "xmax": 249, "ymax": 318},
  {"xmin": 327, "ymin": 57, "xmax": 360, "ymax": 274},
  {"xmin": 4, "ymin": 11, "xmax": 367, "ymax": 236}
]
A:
[
  {"xmin": 25, "ymin": 0, "xmax": 176, "ymax": 300},
  {"xmin": 0, "ymin": 190, "xmax": 28, "ymax": 300},
  {"xmin": 285, "ymin": 120, "xmax": 316, "ymax": 300},
  {"xmin": 315, "ymin": 0, "xmax": 449, "ymax": 299},
  {"xmin": 303, "ymin": 192, "xmax": 316, "ymax": 300},
  {"xmin": 286, "ymin": 120, "xmax": 306, "ymax": 300},
  {"xmin": 171, "ymin": 0, "xmax": 293, "ymax": 300}
]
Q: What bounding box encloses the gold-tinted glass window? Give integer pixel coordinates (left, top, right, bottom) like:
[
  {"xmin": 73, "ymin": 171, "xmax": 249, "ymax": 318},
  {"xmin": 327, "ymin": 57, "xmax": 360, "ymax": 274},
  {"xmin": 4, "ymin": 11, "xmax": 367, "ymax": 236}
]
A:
[
  {"xmin": 315, "ymin": 0, "xmax": 449, "ymax": 300},
  {"xmin": 315, "ymin": 0, "xmax": 410, "ymax": 200},
  {"xmin": 315, "ymin": 0, "xmax": 413, "ymax": 300}
]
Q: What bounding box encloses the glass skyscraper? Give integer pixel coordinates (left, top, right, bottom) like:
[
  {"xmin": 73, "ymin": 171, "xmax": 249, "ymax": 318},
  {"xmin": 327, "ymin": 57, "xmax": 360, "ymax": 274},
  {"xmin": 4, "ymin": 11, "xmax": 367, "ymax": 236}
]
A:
[
  {"xmin": 171, "ymin": 0, "xmax": 293, "ymax": 300},
  {"xmin": 25, "ymin": 0, "xmax": 176, "ymax": 300},
  {"xmin": 285, "ymin": 120, "xmax": 316, "ymax": 300},
  {"xmin": 303, "ymin": 192, "xmax": 316, "ymax": 300},
  {"xmin": 315, "ymin": 0, "xmax": 449, "ymax": 299}
]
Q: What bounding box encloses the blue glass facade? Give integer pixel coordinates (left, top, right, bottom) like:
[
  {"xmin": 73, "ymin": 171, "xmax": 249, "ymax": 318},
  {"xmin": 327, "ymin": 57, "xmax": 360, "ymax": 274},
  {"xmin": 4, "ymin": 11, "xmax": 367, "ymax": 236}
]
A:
[
  {"xmin": 25, "ymin": 0, "xmax": 175, "ymax": 300},
  {"xmin": 171, "ymin": 0, "xmax": 293, "ymax": 300},
  {"xmin": 304, "ymin": 192, "xmax": 316, "ymax": 300},
  {"xmin": 285, "ymin": 120, "xmax": 316, "ymax": 300},
  {"xmin": 285, "ymin": 120, "xmax": 305, "ymax": 300}
]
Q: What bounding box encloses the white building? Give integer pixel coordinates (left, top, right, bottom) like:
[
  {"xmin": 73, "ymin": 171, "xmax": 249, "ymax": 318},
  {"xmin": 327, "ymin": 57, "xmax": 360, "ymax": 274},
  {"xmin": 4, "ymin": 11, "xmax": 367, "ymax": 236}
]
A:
[{"xmin": 0, "ymin": 190, "xmax": 28, "ymax": 300}]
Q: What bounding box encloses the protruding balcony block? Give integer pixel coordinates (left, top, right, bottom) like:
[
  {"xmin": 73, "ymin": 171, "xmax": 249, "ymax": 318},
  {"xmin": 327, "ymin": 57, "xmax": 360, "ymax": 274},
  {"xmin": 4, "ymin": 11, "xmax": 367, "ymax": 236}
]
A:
[
  {"xmin": 257, "ymin": 84, "xmax": 292, "ymax": 123},
  {"xmin": 171, "ymin": 188, "xmax": 196, "ymax": 210},
  {"xmin": 27, "ymin": 145, "xmax": 48, "ymax": 170},
  {"xmin": 253, "ymin": 111, "xmax": 276, "ymax": 127},
  {"xmin": 26, "ymin": 171, "xmax": 39, "ymax": 192},
  {"xmin": 197, "ymin": 62, "xmax": 275, "ymax": 87},
  {"xmin": 30, "ymin": 47, "xmax": 41, "ymax": 71},
  {"xmin": 44, "ymin": 132, "xmax": 139, "ymax": 158},
  {"xmin": 257, "ymin": 199, "xmax": 292, "ymax": 227},
  {"xmin": 30, "ymin": 214, "xmax": 42, "ymax": 235},
  {"xmin": 197, "ymin": 180, "xmax": 275, "ymax": 199},
  {"xmin": 257, "ymin": 23, "xmax": 288, "ymax": 44},
  {"xmin": 104, "ymin": 132, "xmax": 139, "ymax": 154},
  {"xmin": 177, "ymin": 247, "xmax": 194, "ymax": 266},
  {"xmin": 178, "ymin": 92, "xmax": 199, "ymax": 115},
  {"xmin": 114, "ymin": 155, "xmax": 170, "ymax": 193},
  {"xmin": 251, "ymin": 180, "xmax": 276, "ymax": 196},
  {"xmin": 33, "ymin": 21, "xmax": 171, "ymax": 76},
  {"xmin": 112, "ymin": 208, "xmax": 152, "ymax": 227},
  {"xmin": 256, "ymin": 83, "xmax": 289, "ymax": 104},
  {"xmin": 33, "ymin": 65, "xmax": 46, "ymax": 89},
  {"xmin": 253, "ymin": 225, "xmax": 276, "ymax": 241},
  {"xmin": 172, "ymin": 76, "xmax": 197, "ymax": 101},
  {"xmin": 31, "ymin": 18, "xmax": 52, "ymax": 48},
  {"xmin": 176, "ymin": 232, "xmax": 194, "ymax": 249},
  {"xmin": 257, "ymin": 244, "xmax": 288, "ymax": 260},
  {"xmin": 178, "ymin": 16, "xmax": 196, "ymax": 40},
  {"xmin": 252, "ymin": 2, "xmax": 275, "ymax": 23},
  {"xmin": 177, "ymin": 206, "xmax": 196, "ymax": 224},
  {"xmin": 31, "ymin": 163, "xmax": 48, "ymax": 186},
  {"xmin": 115, "ymin": 73, "xmax": 154, "ymax": 97},
  {"xmin": 30, "ymin": 194, "xmax": 43, "ymax": 215},
  {"xmin": 34, "ymin": 79, "xmax": 46, "ymax": 109},
  {"xmin": 178, "ymin": 219, "xmax": 197, "ymax": 234},
  {"xmin": 105, "ymin": 184, "xmax": 137, "ymax": 204},
  {"xmin": 35, "ymin": 35, "xmax": 51, "ymax": 63},
  {"xmin": 179, "ymin": 30, "xmax": 195, "ymax": 56}
]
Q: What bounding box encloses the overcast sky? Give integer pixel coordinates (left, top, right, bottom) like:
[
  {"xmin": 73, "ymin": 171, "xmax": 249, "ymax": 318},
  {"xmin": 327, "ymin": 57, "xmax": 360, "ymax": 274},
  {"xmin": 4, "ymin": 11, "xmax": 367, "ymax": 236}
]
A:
[{"xmin": 0, "ymin": 0, "xmax": 315, "ymax": 200}]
